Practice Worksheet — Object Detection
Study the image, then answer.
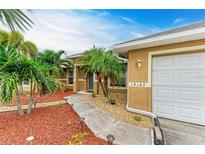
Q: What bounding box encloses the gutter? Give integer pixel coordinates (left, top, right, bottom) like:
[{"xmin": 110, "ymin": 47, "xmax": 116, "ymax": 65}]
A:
[{"xmin": 116, "ymin": 55, "xmax": 128, "ymax": 63}]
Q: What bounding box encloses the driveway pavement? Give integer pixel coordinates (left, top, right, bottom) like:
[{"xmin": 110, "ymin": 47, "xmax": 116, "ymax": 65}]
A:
[
  {"xmin": 160, "ymin": 118, "xmax": 205, "ymax": 145},
  {"xmin": 65, "ymin": 94, "xmax": 153, "ymax": 145}
]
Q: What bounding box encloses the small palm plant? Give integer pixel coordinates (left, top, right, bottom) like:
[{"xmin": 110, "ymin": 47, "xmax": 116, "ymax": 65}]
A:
[
  {"xmin": 36, "ymin": 49, "xmax": 73, "ymax": 95},
  {"xmin": 78, "ymin": 46, "xmax": 124, "ymax": 98},
  {"xmin": 0, "ymin": 45, "xmax": 25, "ymax": 115}
]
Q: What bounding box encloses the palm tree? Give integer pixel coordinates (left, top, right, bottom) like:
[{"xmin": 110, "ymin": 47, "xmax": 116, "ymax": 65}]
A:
[
  {"xmin": 37, "ymin": 49, "xmax": 72, "ymax": 71},
  {"xmin": 0, "ymin": 9, "xmax": 33, "ymax": 32},
  {"xmin": 26, "ymin": 59, "xmax": 58, "ymax": 114},
  {"xmin": 36, "ymin": 49, "xmax": 72, "ymax": 95},
  {"xmin": 8, "ymin": 31, "xmax": 24, "ymax": 47},
  {"xmin": 77, "ymin": 46, "xmax": 107, "ymax": 96},
  {"xmin": 78, "ymin": 46, "xmax": 124, "ymax": 97},
  {"xmin": 0, "ymin": 44, "xmax": 58, "ymax": 115},
  {"xmin": 98, "ymin": 50, "xmax": 125, "ymax": 97},
  {"xmin": 0, "ymin": 45, "xmax": 24, "ymax": 115},
  {"xmin": 0, "ymin": 29, "xmax": 9, "ymax": 45},
  {"xmin": 19, "ymin": 41, "xmax": 38, "ymax": 58},
  {"xmin": 0, "ymin": 30, "xmax": 39, "ymax": 94}
]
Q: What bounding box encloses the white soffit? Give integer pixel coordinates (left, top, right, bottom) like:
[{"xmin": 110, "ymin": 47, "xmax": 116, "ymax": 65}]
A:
[{"xmin": 112, "ymin": 27, "xmax": 205, "ymax": 54}]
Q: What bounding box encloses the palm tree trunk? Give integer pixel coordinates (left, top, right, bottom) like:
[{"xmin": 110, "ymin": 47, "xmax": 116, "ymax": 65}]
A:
[
  {"xmin": 27, "ymin": 79, "xmax": 33, "ymax": 114},
  {"xmin": 99, "ymin": 80, "xmax": 106, "ymax": 97},
  {"xmin": 104, "ymin": 77, "xmax": 109, "ymax": 98},
  {"xmin": 19, "ymin": 83, "xmax": 23, "ymax": 94},
  {"xmin": 96, "ymin": 73, "xmax": 107, "ymax": 97},
  {"xmin": 15, "ymin": 83, "xmax": 24, "ymax": 115}
]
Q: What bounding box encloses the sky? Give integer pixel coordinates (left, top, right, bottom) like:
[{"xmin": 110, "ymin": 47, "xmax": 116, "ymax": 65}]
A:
[{"xmin": 20, "ymin": 9, "xmax": 205, "ymax": 55}]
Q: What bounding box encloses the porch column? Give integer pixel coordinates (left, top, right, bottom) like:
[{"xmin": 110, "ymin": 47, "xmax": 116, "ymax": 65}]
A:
[
  {"xmin": 93, "ymin": 73, "xmax": 99, "ymax": 95},
  {"xmin": 73, "ymin": 64, "xmax": 78, "ymax": 93}
]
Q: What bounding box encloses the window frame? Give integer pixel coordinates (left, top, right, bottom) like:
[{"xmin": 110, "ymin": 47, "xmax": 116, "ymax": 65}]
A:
[
  {"xmin": 67, "ymin": 68, "xmax": 74, "ymax": 85},
  {"xmin": 108, "ymin": 65, "xmax": 127, "ymax": 89},
  {"xmin": 23, "ymin": 79, "xmax": 30, "ymax": 86}
]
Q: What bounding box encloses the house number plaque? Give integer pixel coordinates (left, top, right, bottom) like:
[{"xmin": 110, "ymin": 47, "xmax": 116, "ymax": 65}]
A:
[{"xmin": 128, "ymin": 82, "xmax": 148, "ymax": 87}]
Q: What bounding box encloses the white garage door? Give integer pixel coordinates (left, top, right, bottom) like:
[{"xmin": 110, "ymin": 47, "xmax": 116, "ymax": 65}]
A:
[{"xmin": 152, "ymin": 52, "xmax": 205, "ymax": 125}]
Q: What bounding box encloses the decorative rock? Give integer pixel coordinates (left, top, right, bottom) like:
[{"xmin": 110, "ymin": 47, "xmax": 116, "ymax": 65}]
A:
[{"xmin": 26, "ymin": 136, "xmax": 34, "ymax": 142}]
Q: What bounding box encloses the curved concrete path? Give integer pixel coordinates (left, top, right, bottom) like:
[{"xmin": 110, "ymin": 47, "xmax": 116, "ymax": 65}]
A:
[{"xmin": 65, "ymin": 94, "xmax": 153, "ymax": 145}]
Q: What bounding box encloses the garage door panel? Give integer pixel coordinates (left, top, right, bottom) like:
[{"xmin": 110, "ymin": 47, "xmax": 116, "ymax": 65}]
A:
[
  {"xmin": 152, "ymin": 52, "xmax": 205, "ymax": 125},
  {"xmin": 152, "ymin": 71, "xmax": 174, "ymax": 86},
  {"xmin": 177, "ymin": 90, "xmax": 200, "ymax": 103},
  {"xmin": 153, "ymin": 103, "xmax": 175, "ymax": 117},
  {"xmin": 178, "ymin": 106, "xmax": 201, "ymax": 120},
  {"xmin": 152, "ymin": 56, "xmax": 174, "ymax": 70},
  {"xmin": 153, "ymin": 86, "xmax": 174, "ymax": 101},
  {"xmin": 175, "ymin": 52, "xmax": 205, "ymax": 69},
  {"xmin": 175, "ymin": 70, "xmax": 205, "ymax": 88},
  {"xmin": 176, "ymin": 53, "xmax": 201, "ymax": 66}
]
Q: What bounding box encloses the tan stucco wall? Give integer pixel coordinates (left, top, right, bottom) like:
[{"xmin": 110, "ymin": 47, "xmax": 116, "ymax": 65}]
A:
[
  {"xmin": 127, "ymin": 39, "xmax": 205, "ymax": 112},
  {"xmin": 108, "ymin": 88, "xmax": 127, "ymax": 103},
  {"xmin": 72, "ymin": 64, "xmax": 127, "ymax": 101}
]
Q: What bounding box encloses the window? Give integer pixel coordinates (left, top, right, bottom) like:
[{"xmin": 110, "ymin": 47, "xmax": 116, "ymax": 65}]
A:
[
  {"xmin": 24, "ymin": 79, "xmax": 29, "ymax": 85},
  {"xmin": 109, "ymin": 66, "xmax": 127, "ymax": 88},
  {"xmin": 68, "ymin": 68, "xmax": 74, "ymax": 85}
]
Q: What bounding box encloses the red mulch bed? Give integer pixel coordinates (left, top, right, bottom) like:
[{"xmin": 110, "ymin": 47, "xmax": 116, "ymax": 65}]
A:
[
  {"xmin": 0, "ymin": 104, "xmax": 107, "ymax": 145},
  {"xmin": 3, "ymin": 90, "xmax": 73, "ymax": 106}
]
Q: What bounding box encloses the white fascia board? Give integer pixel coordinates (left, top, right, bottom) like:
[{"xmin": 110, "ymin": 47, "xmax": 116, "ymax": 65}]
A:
[{"xmin": 112, "ymin": 27, "xmax": 205, "ymax": 54}]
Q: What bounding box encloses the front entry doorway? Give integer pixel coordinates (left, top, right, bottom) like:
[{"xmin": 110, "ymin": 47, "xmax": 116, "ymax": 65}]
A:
[{"xmin": 88, "ymin": 72, "xmax": 94, "ymax": 91}]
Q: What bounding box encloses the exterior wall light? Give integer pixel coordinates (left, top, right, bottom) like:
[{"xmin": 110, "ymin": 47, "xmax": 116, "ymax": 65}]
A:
[
  {"xmin": 107, "ymin": 134, "xmax": 115, "ymax": 145},
  {"xmin": 137, "ymin": 59, "xmax": 142, "ymax": 69}
]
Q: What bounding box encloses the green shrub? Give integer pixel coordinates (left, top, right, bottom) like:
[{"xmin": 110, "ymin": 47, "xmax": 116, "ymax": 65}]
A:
[
  {"xmin": 107, "ymin": 95, "xmax": 116, "ymax": 105},
  {"xmin": 133, "ymin": 114, "xmax": 143, "ymax": 121}
]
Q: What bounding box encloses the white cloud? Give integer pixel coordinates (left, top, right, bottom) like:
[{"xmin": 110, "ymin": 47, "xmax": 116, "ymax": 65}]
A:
[
  {"xmin": 130, "ymin": 32, "xmax": 144, "ymax": 38},
  {"xmin": 173, "ymin": 18, "xmax": 184, "ymax": 24},
  {"xmin": 97, "ymin": 11, "xmax": 111, "ymax": 17},
  {"xmin": 22, "ymin": 10, "xmax": 160, "ymax": 56},
  {"xmin": 121, "ymin": 16, "xmax": 136, "ymax": 23}
]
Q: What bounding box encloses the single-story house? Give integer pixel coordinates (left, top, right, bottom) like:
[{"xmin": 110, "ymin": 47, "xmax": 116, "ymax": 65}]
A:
[
  {"xmin": 22, "ymin": 21, "xmax": 205, "ymax": 126},
  {"xmin": 66, "ymin": 53, "xmax": 127, "ymax": 102},
  {"xmin": 112, "ymin": 21, "xmax": 205, "ymax": 125}
]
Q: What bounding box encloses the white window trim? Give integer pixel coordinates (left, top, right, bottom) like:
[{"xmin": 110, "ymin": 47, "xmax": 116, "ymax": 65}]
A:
[
  {"xmin": 108, "ymin": 65, "xmax": 127, "ymax": 89},
  {"xmin": 67, "ymin": 68, "xmax": 74, "ymax": 85},
  {"xmin": 23, "ymin": 80, "xmax": 30, "ymax": 87}
]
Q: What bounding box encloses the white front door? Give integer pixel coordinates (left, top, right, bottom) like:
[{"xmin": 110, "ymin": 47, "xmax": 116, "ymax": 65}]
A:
[{"xmin": 152, "ymin": 52, "xmax": 205, "ymax": 125}]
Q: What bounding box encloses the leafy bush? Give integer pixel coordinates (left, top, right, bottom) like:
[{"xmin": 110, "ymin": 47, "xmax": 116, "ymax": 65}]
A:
[{"xmin": 133, "ymin": 114, "xmax": 143, "ymax": 121}]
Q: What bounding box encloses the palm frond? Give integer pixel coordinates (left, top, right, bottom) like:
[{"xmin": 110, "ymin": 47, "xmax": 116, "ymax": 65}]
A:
[{"xmin": 0, "ymin": 9, "xmax": 34, "ymax": 32}]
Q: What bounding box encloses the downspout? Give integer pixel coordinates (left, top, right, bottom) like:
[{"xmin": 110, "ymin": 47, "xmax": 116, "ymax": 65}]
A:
[
  {"xmin": 116, "ymin": 54, "xmax": 157, "ymax": 119},
  {"xmin": 126, "ymin": 105, "xmax": 157, "ymax": 119}
]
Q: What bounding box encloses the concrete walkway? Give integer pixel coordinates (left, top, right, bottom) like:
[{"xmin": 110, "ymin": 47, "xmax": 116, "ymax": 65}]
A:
[
  {"xmin": 65, "ymin": 94, "xmax": 153, "ymax": 145},
  {"xmin": 0, "ymin": 100, "xmax": 65, "ymax": 112}
]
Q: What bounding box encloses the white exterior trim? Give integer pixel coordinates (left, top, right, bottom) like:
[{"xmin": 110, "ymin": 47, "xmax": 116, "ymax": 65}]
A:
[
  {"xmin": 78, "ymin": 79, "xmax": 86, "ymax": 81},
  {"xmin": 113, "ymin": 27, "xmax": 205, "ymax": 54},
  {"xmin": 147, "ymin": 44, "xmax": 205, "ymax": 87}
]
